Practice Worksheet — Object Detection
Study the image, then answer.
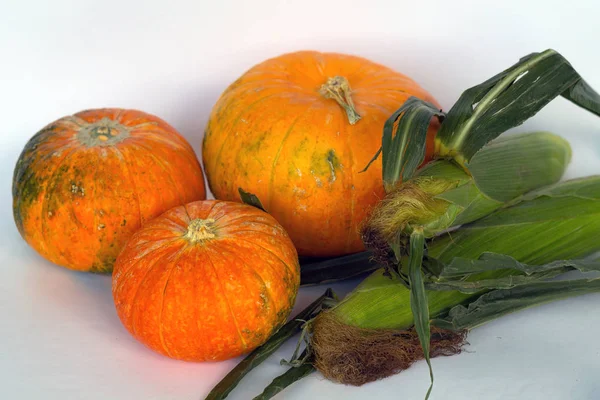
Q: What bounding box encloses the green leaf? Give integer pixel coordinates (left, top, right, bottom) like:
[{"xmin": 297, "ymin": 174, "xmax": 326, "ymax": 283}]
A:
[
  {"xmin": 407, "ymin": 229, "xmax": 434, "ymax": 399},
  {"xmin": 432, "ymin": 277, "xmax": 600, "ymax": 331},
  {"xmin": 437, "ymin": 252, "xmax": 600, "ymax": 278},
  {"xmin": 427, "ymin": 269, "xmax": 570, "ymax": 293},
  {"xmin": 252, "ymin": 353, "xmax": 316, "ymax": 400},
  {"xmin": 436, "ymin": 49, "xmax": 599, "ymax": 164},
  {"xmin": 238, "ymin": 188, "xmax": 266, "ymax": 211},
  {"xmin": 562, "ymin": 78, "xmax": 600, "ymax": 117},
  {"xmin": 364, "ymin": 97, "xmax": 443, "ymax": 190},
  {"xmin": 300, "ymin": 251, "xmax": 379, "ymax": 286},
  {"xmin": 414, "ymin": 159, "xmax": 472, "ymax": 182},
  {"xmin": 517, "ymin": 175, "xmax": 600, "ymax": 202},
  {"xmin": 428, "ymin": 177, "xmax": 600, "ymax": 266},
  {"xmin": 205, "ymin": 289, "xmax": 335, "ymax": 400}
]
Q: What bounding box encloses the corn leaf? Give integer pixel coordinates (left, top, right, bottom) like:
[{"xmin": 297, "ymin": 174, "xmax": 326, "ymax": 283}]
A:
[
  {"xmin": 252, "ymin": 352, "xmax": 315, "ymax": 400},
  {"xmin": 428, "ymin": 177, "xmax": 600, "ymax": 265},
  {"xmin": 371, "ymin": 49, "xmax": 599, "ymax": 187},
  {"xmin": 436, "ymin": 252, "xmax": 600, "ymax": 278},
  {"xmin": 300, "ymin": 251, "xmax": 378, "ymax": 286},
  {"xmin": 205, "ymin": 289, "xmax": 335, "ymax": 400},
  {"xmin": 407, "ymin": 229, "xmax": 434, "ymax": 399},
  {"xmin": 432, "ymin": 278, "xmax": 600, "ymax": 331},
  {"xmin": 436, "ymin": 49, "xmax": 597, "ymax": 163},
  {"xmin": 238, "ymin": 188, "xmax": 266, "ymax": 211},
  {"xmin": 362, "ymin": 97, "xmax": 444, "ymax": 190},
  {"xmin": 427, "ymin": 269, "xmax": 569, "ymax": 293},
  {"xmin": 517, "ymin": 175, "xmax": 600, "ymax": 202},
  {"xmin": 562, "ymin": 78, "xmax": 600, "ymax": 117}
]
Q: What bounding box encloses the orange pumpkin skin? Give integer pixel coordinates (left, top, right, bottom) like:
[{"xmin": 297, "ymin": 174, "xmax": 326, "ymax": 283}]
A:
[
  {"xmin": 203, "ymin": 51, "xmax": 439, "ymax": 257},
  {"xmin": 12, "ymin": 108, "xmax": 206, "ymax": 273},
  {"xmin": 112, "ymin": 200, "xmax": 300, "ymax": 361}
]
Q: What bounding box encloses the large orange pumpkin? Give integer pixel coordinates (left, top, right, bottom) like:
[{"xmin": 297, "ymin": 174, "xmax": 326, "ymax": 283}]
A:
[
  {"xmin": 203, "ymin": 51, "xmax": 439, "ymax": 257},
  {"xmin": 112, "ymin": 200, "xmax": 300, "ymax": 361},
  {"xmin": 12, "ymin": 108, "xmax": 206, "ymax": 272}
]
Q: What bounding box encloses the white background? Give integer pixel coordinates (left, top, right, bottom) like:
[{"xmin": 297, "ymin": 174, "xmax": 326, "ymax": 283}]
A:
[{"xmin": 2, "ymin": 0, "xmax": 600, "ymax": 399}]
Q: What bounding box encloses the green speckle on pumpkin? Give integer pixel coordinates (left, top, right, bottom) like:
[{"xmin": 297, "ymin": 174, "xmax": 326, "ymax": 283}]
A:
[
  {"xmin": 293, "ymin": 137, "xmax": 309, "ymax": 158},
  {"xmin": 246, "ymin": 131, "xmax": 268, "ymax": 153},
  {"xmin": 90, "ymin": 252, "xmax": 117, "ymax": 273},
  {"xmin": 89, "ymin": 261, "xmax": 113, "ymax": 274},
  {"xmin": 310, "ymin": 149, "xmax": 342, "ymax": 184}
]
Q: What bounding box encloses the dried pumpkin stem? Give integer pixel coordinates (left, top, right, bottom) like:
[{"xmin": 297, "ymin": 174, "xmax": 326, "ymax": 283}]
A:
[
  {"xmin": 319, "ymin": 76, "xmax": 361, "ymax": 125},
  {"xmin": 185, "ymin": 218, "xmax": 216, "ymax": 242},
  {"xmin": 77, "ymin": 117, "xmax": 131, "ymax": 147}
]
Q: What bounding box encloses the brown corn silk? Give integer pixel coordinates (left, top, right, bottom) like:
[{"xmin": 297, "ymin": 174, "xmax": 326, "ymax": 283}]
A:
[{"xmin": 311, "ymin": 313, "xmax": 465, "ymax": 386}]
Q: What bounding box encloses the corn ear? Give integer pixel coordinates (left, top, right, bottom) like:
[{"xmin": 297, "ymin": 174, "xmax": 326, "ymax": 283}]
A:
[
  {"xmin": 333, "ymin": 176, "xmax": 600, "ymax": 330},
  {"xmin": 331, "ymin": 268, "xmax": 465, "ymax": 330},
  {"xmin": 428, "ymin": 176, "xmax": 600, "ymax": 265},
  {"xmin": 364, "ymin": 131, "xmax": 571, "ymax": 248}
]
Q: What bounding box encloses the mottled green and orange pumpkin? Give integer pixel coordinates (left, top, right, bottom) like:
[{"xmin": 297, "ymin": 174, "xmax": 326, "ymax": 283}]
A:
[
  {"xmin": 203, "ymin": 51, "xmax": 439, "ymax": 257},
  {"xmin": 12, "ymin": 108, "xmax": 206, "ymax": 272},
  {"xmin": 112, "ymin": 200, "xmax": 300, "ymax": 361}
]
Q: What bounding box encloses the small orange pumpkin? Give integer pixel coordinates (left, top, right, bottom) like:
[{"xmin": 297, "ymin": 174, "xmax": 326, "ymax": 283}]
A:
[
  {"xmin": 112, "ymin": 200, "xmax": 300, "ymax": 361},
  {"xmin": 203, "ymin": 51, "xmax": 439, "ymax": 257},
  {"xmin": 12, "ymin": 108, "xmax": 206, "ymax": 272}
]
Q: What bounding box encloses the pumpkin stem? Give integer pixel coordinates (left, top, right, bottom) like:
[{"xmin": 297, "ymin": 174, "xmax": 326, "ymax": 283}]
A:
[
  {"xmin": 319, "ymin": 76, "xmax": 361, "ymax": 125},
  {"xmin": 185, "ymin": 218, "xmax": 216, "ymax": 242}
]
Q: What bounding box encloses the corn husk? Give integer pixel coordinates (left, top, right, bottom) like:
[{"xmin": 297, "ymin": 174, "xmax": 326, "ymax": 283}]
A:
[
  {"xmin": 335, "ymin": 176, "xmax": 600, "ymax": 327},
  {"xmin": 239, "ymin": 177, "xmax": 600, "ymax": 399},
  {"xmin": 362, "ymin": 49, "xmax": 600, "ymax": 399},
  {"xmin": 309, "ymin": 176, "xmax": 600, "ymax": 391},
  {"xmin": 363, "ymin": 131, "xmax": 571, "ymax": 249}
]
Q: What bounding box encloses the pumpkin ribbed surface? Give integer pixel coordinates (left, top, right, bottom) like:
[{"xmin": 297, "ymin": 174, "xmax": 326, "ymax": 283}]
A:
[
  {"xmin": 203, "ymin": 51, "xmax": 439, "ymax": 257},
  {"xmin": 112, "ymin": 200, "xmax": 300, "ymax": 361},
  {"xmin": 12, "ymin": 108, "xmax": 206, "ymax": 272}
]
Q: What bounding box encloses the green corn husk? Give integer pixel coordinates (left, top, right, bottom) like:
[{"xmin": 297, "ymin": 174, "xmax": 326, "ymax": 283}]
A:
[
  {"xmin": 363, "ymin": 132, "xmax": 573, "ymax": 378},
  {"xmin": 363, "ymin": 131, "xmax": 571, "ymax": 252},
  {"xmin": 333, "ymin": 176, "xmax": 600, "ymax": 329},
  {"xmin": 309, "ymin": 176, "xmax": 600, "ymax": 387},
  {"xmin": 360, "ymin": 49, "xmax": 600, "ymax": 399}
]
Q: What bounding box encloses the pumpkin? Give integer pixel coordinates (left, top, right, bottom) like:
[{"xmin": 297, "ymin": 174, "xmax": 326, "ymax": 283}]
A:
[
  {"xmin": 12, "ymin": 108, "xmax": 206, "ymax": 273},
  {"xmin": 203, "ymin": 51, "xmax": 439, "ymax": 257},
  {"xmin": 112, "ymin": 200, "xmax": 300, "ymax": 361}
]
